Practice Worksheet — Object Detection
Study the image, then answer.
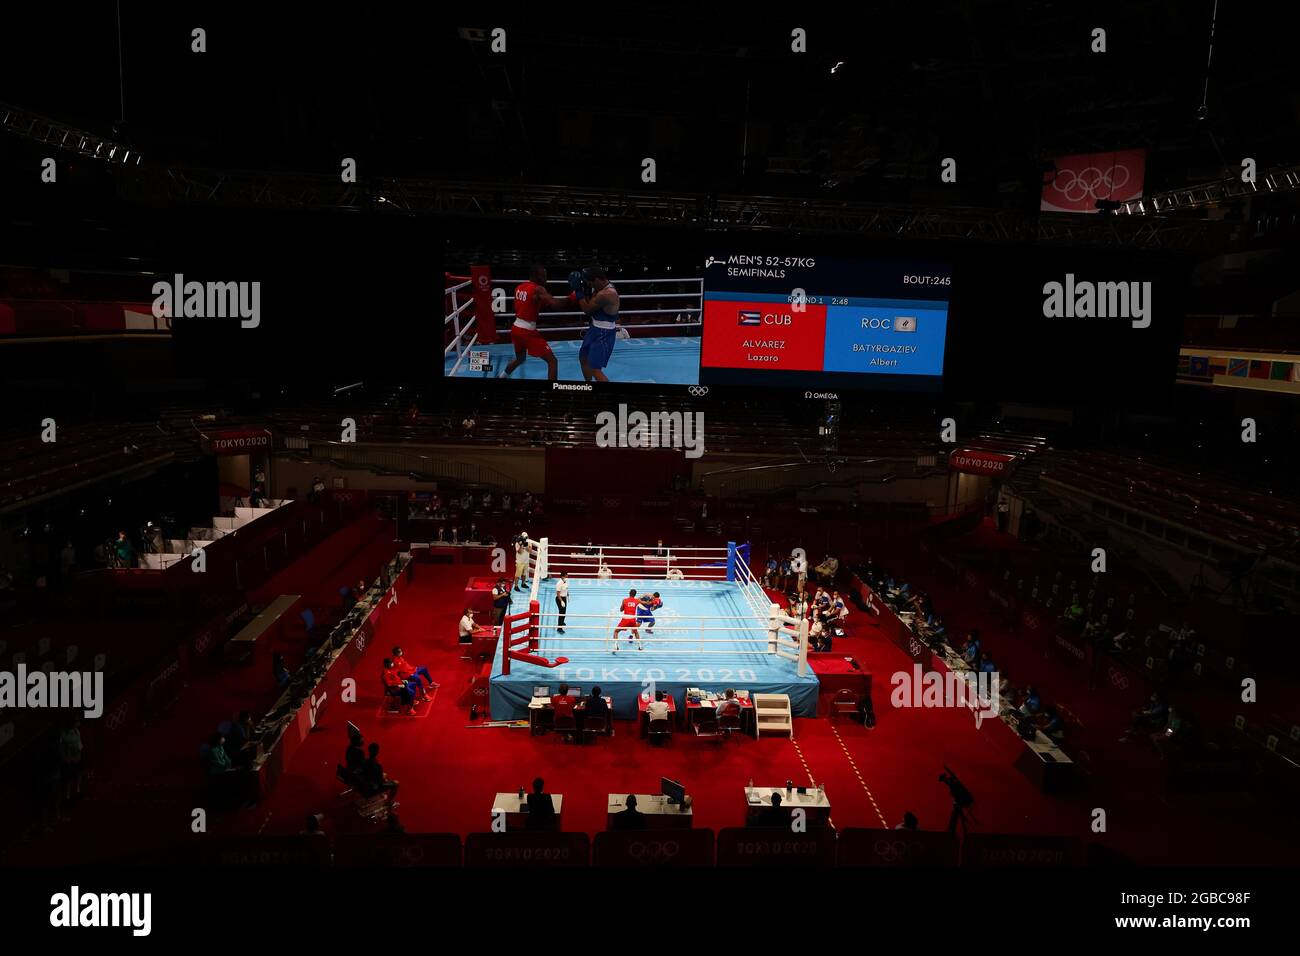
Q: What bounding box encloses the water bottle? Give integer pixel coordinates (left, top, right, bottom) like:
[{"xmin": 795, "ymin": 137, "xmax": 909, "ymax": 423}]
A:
[
  {"xmin": 786, "ymin": 778, "xmax": 793, "ymax": 794},
  {"xmin": 518, "ymin": 785, "xmax": 524, "ymax": 801},
  {"xmin": 747, "ymin": 776, "xmax": 754, "ymax": 795}
]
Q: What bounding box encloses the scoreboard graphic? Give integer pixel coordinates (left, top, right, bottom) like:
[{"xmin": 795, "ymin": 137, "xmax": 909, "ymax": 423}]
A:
[{"xmin": 700, "ymin": 254, "xmax": 952, "ymax": 391}]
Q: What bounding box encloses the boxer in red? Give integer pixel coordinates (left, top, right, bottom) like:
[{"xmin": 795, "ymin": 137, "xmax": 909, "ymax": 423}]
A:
[
  {"xmin": 500, "ymin": 263, "xmax": 564, "ymax": 381},
  {"xmin": 611, "ymin": 588, "xmax": 643, "ymax": 654}
]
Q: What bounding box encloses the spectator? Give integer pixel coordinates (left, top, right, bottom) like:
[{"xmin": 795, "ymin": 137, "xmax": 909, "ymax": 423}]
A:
[
  {"xmin": 59, "ymin": 718, "xmax": 84, "ymax": 802},
  {"xmin": 207, "ymin": 732, "xmax": 232, "ymax": 775},
  {"xmin": 809, "ymin": 617, "xmax": 830, "ymax": 652},
  {"xmin": 462, "ymin": 415, "xmax": 476, "ymax": 437},
  {"xmin": 979, "ymin": 651, "xmax": 996, "ymax": 675},
  {"xmin": 611, "ymin": 794, "xmax": 646, "ymax": 830},
  {"xmin": 763, "ymin": 555, "xmax": 778, "ymax": 587},
  {"xmin": 1120, "ymin": 692, "xmax": 1168, "ymax": 743},
  {"xmin": 112, "ymin": 531, "xmax": 136, "ymax": 569},
  {"xmin": 272, "ymin": 652, "xmax": 291, "ymax": 688},
  {"xmin": 895, "ymin": 812, "xmax": 919, "ymax": 831},
  {"xmin": 1019, "ymin": 685, "xmax": 1042, "ymax": 717},
  {"xmin": 227, "ymin": 710, "xmax": 256, "ymax": 767},
  {"xmin": 962, "ymin": 634, "xmax": 982, "ymax": 667},
  {"xmin": 525, "ymin": 777, "xmax": 555, "ymax": 830},
  {"xmin": 1039, "ymin": 706, "xmax": 1065, "ymax": 743},
  {"xmin": 583, "ymin": 541, "xmax": 598, "ymax": 556},
  {"xmin": 361, "ymin": 743, "xmax": 399, "ymax": 804},
  {"xmin": 481, "ymin": 491, "xmax": 493, "ymax": 510},
  {"xmin": 450, "ymin": 525, "xmax": 460, "ymax": 545},
  {"xmin": 597, "ymin": 562, "xmax": 613, "ymax": 580},
  {"xmin": 654, "ymin": 539, "xmax": 667, "ymax": 557},
  {"xmin": 435, "ymin": 526, "xmax": 447, "ymax": 543},
  {"xmin": 501, "ymin": 493, "xmax": 513, "ymax": 512},
  {"xmin": 59, "ymin": 541, "xmax": 77, "ymax": 586},
  {"xmin": 814, "ymin": 554, "xmax": 839, "ymax": 585}
]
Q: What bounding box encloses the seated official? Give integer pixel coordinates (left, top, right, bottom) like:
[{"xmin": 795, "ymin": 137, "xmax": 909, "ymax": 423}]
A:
[
  {"xmin": 646, "ymin": 690, "xmax": 671, "ymax": 723},
  {"xmin": 361, "ymin": 743, "xmax": 399, "ymax": 804},
  {"xmin": 551, "ymin": 683, "xmax": 576, "ymax": 721},
  {"xmin": 753, "ymin": 792, "xmax": 790, "ymax": 828},
  {"xmin": 584, "ymin": 686, "xmax": 609, "ymax": 721},
  {"xmin": 715, "ymin": 688, "xmax": 743, "ymax": 721},
  {"xmin": 345, "ymin": 729, "xmax": 367, "ymax": 782},
  {"xmin": 459, "ymin": 608, "xmax": 477, "ymax": 643},
  {"xmin": 611, "ymin": 794, "xmax": 647, "ymax": 830},
  {"xmin": 526, "ymin": 777, "xmax": 556, "ymax": 830},
  {"xmin": 895, "ymin": 811, "xmax": 919, "ymax": 831}
]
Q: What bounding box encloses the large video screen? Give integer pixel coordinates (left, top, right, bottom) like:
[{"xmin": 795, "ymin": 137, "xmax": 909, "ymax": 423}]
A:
[
  {"xmin": 443, "ymin": 250, "xmax": 951, "ymax": 393},
  {"xmin": 700, "ymin": 254, "xmax": 952, "ymax": 391}
]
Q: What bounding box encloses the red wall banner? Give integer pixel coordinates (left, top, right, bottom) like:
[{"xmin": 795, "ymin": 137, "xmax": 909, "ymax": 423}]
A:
[
  {"xmin": 470, "ymin": 264, "xmax": 497, "ymax": 344},
  {"xmin": 1041, "ymin": 149, "xmax": 1146, "ymax": 213},
  {"xmin": 948, "ymin": 448, "xmax": 1015, "ymax": 477}
]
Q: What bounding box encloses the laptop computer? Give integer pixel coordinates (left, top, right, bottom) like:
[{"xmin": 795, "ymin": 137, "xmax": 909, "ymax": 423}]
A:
[{"xmin": 533, "ymin": 686, "xmax": 549, "ymax": 698}]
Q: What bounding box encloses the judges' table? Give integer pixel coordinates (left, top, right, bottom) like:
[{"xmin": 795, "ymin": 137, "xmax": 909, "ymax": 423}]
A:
[
  {"xmin": 808, "ymin": 654, "xmax": 872, "ymax": 701},
  {"xmin": 745, "ymin": 786, "xmax": 832, "ymax": 827},
  {"xmin": 607, "ymin": 793, "xmax": 694, "ymax": 829},
  {"xmin": 492, "ymin": 792, "xmax": 564, "ymax": 831}
]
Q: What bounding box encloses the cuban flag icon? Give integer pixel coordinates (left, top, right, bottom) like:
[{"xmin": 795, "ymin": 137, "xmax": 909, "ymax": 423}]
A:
[{"xmin": 738, "ymin": 310, "xmax": 761, "ymax": 326}]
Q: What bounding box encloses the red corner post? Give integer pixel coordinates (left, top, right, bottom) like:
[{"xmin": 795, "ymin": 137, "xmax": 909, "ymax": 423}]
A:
[{"xmin": 529, "ymin": 600, "xmax": 540, "ymax": 652}]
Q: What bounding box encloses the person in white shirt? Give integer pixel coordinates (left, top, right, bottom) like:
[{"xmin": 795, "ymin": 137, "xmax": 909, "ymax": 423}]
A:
[
  {"xmin": 645, "ymin": 690, "xmax": 670, "ymax": 723},
  {"xmin": 514, "ymin": 535, "xmax": 531, "ymax": 591},
  {"xmin": 554, "ymin": 571, "xmax": 569, "ymax": 634},
  {"xmin": 597, "ymin": 563, "xmax": 613, "ymax": 580},
  {"xmin": 458, "ymin": 608, "xmax": 477, "ymax": 643},
  {"xmin": 665, "ymin": 567, "xmax": 683, "ymax": 580}
]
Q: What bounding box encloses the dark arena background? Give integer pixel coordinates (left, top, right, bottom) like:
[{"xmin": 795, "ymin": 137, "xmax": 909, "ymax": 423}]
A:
[{"xmin": 1, "ymin": 1, "xmax": 1298, "ymax": 935}]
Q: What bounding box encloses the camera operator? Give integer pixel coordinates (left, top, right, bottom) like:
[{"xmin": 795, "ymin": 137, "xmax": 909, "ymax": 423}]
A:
[{"xmin": 939, "ymin": 767, "xmax": 975, "ymax": 835}]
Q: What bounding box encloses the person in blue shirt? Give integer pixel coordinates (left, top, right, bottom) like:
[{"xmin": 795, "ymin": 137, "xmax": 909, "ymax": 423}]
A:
[
  {"xmin": 1019, "ymin": 685, "xmax": 1042, "ymax": 716},
  {"xmin": 979, "ymin": 652, "xmax": 997, "ymax": 674},
  {"xmin": 1120, "ymin": 692, "xmax": 1168, "ymax": 742},
  {"xmin": 962, "ymin": 634, "xmax": 982, "ymax": 666}
]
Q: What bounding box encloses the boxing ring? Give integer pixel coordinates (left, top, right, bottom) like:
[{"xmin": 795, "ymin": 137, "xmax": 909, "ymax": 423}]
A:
[
  {"xmin": 489, "ymin": 538, "xmax": 818, "ymax": 720},
  {"xmin": 444, "ymin": 267, "xmax": 702, "ymax": 384}
]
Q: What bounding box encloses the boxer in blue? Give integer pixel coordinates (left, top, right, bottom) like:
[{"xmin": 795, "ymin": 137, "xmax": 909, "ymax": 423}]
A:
[
  {"xmin": 568, "ymin": 265, "xmax": 626, "ymax": 383},
  {"xmin": 637, "ymin": 591, "xmax": 663, "ymax": 634}
]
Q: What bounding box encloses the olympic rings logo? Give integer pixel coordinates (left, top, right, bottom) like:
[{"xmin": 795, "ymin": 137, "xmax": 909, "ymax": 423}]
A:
[
  {"xmin": 626, "ymin": 839, "xmax": 681, "ymax": 862},
  {"xmin": 688, "ymin": 386, "xmax": 709, "ymax": 397},
  {"xmin": 1108, "ymin": 666, "xmax": 1130, "ymax": 690},
  {"xmin": 1051, "ymin": 164, "xmax": 1132, "ymax": 202}
]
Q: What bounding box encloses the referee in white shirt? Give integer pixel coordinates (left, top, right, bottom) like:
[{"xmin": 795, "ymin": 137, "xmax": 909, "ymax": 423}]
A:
[{"xmin": 555, "ymin": 572, "xmax": 569, "ymax": 634}]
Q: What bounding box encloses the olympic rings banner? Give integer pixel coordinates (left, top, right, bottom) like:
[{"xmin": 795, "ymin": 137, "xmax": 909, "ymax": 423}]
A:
[{"xmin": 1040, "ymin": 149, "xmax": 1145, "ymax": 214}]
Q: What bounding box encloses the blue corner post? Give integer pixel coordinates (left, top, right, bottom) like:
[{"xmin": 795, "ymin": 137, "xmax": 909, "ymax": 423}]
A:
[{"xmin": 726, "ymin": 541, "xmax": 737, "ymax": 582}]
